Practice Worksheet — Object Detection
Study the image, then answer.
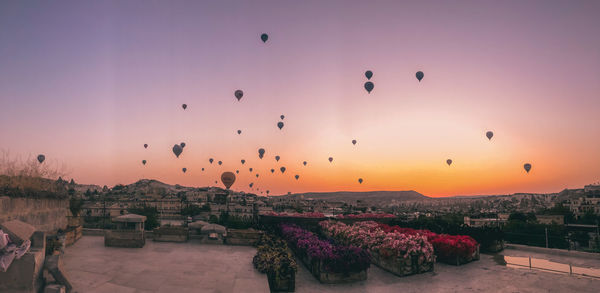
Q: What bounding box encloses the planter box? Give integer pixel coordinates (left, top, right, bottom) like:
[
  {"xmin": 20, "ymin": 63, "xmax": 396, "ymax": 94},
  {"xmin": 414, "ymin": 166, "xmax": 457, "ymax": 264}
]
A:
[
  {"xmin": 153, "ymin": 227, "xmax": 189, "ymax": 242},
  {"xmin": 437, "ymin": 245, "xmax": 480, "ymax": 266},
  {"xmin": 226, "ymin": 229, "xmax": 263, "ymax": 246},
  {"xmin": 298, "ymin": 254, "xmax": 367, "ymax": 284},
  {"xmin": 104, "ymin": 230, "xmax": 145, "ymax": 248},
  {"xmin": 267, "ymin": 271, "xmax": 295, "ymax": 292},
  {"xmin": 370, "ymin": 250, "xmax": 434, "ymax": 277}
]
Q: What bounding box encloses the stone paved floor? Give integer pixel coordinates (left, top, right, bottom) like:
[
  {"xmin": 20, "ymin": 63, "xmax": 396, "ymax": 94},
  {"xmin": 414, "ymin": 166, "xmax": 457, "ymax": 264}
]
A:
[{"xmin": 64, "ymin": 236, "xmax": 599, "ymax": 293}]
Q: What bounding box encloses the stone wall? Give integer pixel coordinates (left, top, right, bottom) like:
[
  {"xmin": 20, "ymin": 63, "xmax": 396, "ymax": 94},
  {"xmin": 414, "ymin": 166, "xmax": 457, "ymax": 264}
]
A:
[{"xmin": 0, "ymin": 196, "xmax": 69, "ymax": 233}]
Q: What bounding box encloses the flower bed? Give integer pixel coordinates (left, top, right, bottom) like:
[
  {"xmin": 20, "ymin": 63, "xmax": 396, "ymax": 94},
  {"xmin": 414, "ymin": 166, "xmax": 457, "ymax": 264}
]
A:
[
  {"xmin": 266, "ymin": 212, "xmax": 325, "ymax": 218},
  {"xmin": 253, "ymin": 234, "xmax": 297, "ymax": 292},
  {"xmin": 319, "ymin": 221, "xmax": 434, "ymax": 277},
  {"xmin": 280, "ymin": 224, "xmax": 369, "ymax": 283},
  {"xmin": 377, "ymin": 223, "xmax": 479, "ymax": 265}
]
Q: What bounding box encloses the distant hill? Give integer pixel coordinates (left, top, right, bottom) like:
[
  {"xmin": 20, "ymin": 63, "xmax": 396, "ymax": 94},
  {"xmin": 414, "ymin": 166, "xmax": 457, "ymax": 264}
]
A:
[{"xmin": 284, "ymin": 190, "xmax": 430, "ymax": 206}]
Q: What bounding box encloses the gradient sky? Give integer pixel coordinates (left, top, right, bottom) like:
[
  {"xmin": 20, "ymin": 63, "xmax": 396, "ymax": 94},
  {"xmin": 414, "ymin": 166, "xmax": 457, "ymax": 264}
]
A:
[{"xmin": 1, "ymin": 0, "xmax": 599, "ymax": 196}]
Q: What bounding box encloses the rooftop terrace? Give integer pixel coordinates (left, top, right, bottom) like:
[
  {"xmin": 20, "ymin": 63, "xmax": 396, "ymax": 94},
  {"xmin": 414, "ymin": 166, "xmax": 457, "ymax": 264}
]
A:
[{"xmin": 63, "ymin": 236, "xmax": 600, "ymax": 293}]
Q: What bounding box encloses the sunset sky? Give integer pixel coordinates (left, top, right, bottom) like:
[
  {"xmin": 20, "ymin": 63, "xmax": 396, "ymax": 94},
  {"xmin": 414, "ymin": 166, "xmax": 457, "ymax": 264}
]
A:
[{"xmin": 1, "ymin": 0, "xmax": 599, "ymax": 197}]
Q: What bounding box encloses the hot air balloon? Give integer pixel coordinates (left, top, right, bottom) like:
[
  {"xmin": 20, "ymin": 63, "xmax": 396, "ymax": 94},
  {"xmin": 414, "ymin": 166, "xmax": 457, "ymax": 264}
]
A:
[
  {"xmin": 182, "ymin": 168, "xmax": 187, "ymax": 173},
  {"xmin": 249, "ymin": 183, "xmax": 254, "ymax": 188},
  {"xmin": 256, "ymin": 174, "xmax": 259, "ymax": 178},
  {"xmin": 249, "ymin": 168, "xmax": 253, "ymax": 172},
  {"xmin": 202, "ymin": 168, "xmax": 205, "ymax": 171},
  {"xmin": 218, "ymin": 161, "xmax": 222, "ymax": 165},
  {"xmin": 270, "ymin": 169, "xmax": 275, "ymax": 173},
  {"xmin": 275, "ymin": 155, "xmax": 280, "ymax": 162},
  {"xmin": 237, "ymin": 130, "xmax": 242, "ymax": 135},
  {"xmin": 352, "ymin": 139, "xmax": 357, "ymax": 145},
  {"xmin": 365, "ymin": 70, "xmax": 373, "ymax": 80},
  {"xmin": 447, "ymin": 159, "xmax": 453, "ymax": 166},
  {"xmin": 143, "ymin": 144, "xmax": 148, "ymax": 149},
  {"xmin": 266, "ymin": 190, "xmax": 270, "ymax": 195},
  {"xmin": 294, "ymin": 175, "xmax": 299, "ymax": 180},
  {"xmin": 37, "ymin": 154, "xmax": 45, "ymax": 164},
  {"xmin": 328, "ymin": 157, "xmax": 333, "ymax": 163},
  {"xmin": 358, "ymin": 178, "xmax": 363, "ymax": 184},
  {"xmin": 416, "ymin": 71, "xmax": 424, "ymax": 82},
  {"xmin": 235, "ymin": 90, "xmax": 244, "ymax": 101},
  {"xmin": 221, "ymin": 172, "xmax": 236, "ymax": 189},
  {"xmin": 303, "ymin": 161, "xmax": 307, "ymax": 166},
  {"xmin": 182, "ymin": 104, "xmax": 187, "ymax": 110},
  {"xmin": 524, "ymin": 163, "xmax": 532, "ymax": 173},
  {"xmin": 209, "ymin": 158, "xmax": 214, "ymax": 164},
  {"xmin": 258, "ymin": 148, "xmax": 265, "ymax": 159},
  {"xmin": 241, "ymin": 159, "xmax": 246, "ymax": 164},
  {"xmin": 236, "ymin": 170, "xmax": 239, "ymax": 174},
  {"xmin": 172, "ymin": 145, "xmax": 183, "ymax": 158},
  {"xmin": 277, "ymin": 122, "xmax": 284, "ymax": 130},
  {"xmin": 215, "ymin": 181, "xmax": 218, "ymax": 184},
  {"xmin": 364, "ymin": 81, "xmax": 374, "ymax": 93},
  {"xmin": 260, "ymin": 33, "xmax": 268, "ymax": 43},
  {"xmin": 280, "ymin": 115, "xmax": 285, "ymax": 120},
  {"xmin": 142, "ymin": 160, "xmax": 147, "ymax": 165},
  {"xmin": 280, "ymin": 167, "xmax": 286, "ymax": 174},
  {"xmin": 180, "ymin": 142, "xmax": 186, "ymax": 148},
  {"xmin": 486, "ymin": 131, "xmax": 494, "ymax": 140}
]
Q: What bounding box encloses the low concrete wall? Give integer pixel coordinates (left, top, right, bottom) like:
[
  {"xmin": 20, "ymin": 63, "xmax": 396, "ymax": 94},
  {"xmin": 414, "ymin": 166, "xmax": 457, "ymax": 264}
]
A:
[
  {"xmin": 0, "ymin": 196, "xmax": 68, "ymax": 233},
  {"xmin": 505, "ymin": 243, "xmax": 600, "ymax": 260},
  {"xmin": 104, "ymin": 230, "xmax": 145, "ymax": 248}
]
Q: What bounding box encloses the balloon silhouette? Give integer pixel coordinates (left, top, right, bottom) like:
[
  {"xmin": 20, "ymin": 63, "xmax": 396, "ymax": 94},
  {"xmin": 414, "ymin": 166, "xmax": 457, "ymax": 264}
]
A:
[
  {"xmin": 237, "ymin": 130, "xmax": 242, "ymax": 135},
  {"xmin": 209, "ymin": 158, "xmax": 214, "ymax": 164},
  {"xmin": 37, "ymin": 154, "xmax": 45, "ymax": 164},
  {"xmin": 235, "ymin": 170, "xmax": 239, "ymax": 174},
  {"xmin": 180, "ymin": 142, "xmax": 186, "ymax": 148},
  {"xmin": 275, "ymin": 155, "xmax": 280, "ymax": 162},
  {"xmin": 249, "ymin": 167, "xmax": 253, "ymax": 172},
  {"xmin": 524, "ymin": 163, "xmax": 532, "ymax": 173},
  {"xmin": 358, "ymin": 178, "xmax": 363, "ymax": 184},
  {"xmin": 447, "ymin": 159, "xmax": 452, "ymax": 166},
  {"xmin": 182, "ymin": 104, "xmax": 187, "ymax": 110},
  {"xmin": 280, "ymin": 115, "xmax": 285, "ymax": 120},
  {"xmin": 280, "ymin": 167, "xmax": 286, "ymax": 174},
  {"xmin": 218, "ymin": 161, "xmax": 222, "ymax": 165},
  {"xmin": 143, "ymin": 144, "xmax": 148, "ymax": 149},
  {"xmin": 328, "ymin": 157, "xmax": 333, "ymax": 163},
  {"xmin": 215, "ymin": 181, "xmax": 218, "ymax": 184},
  {"xmin": 277, "ymin": 122, "xmax": 284, "ymax": 130},
  {"xmin": 258, "ymin": 148, "xmax": 265, "ymax": 159},
  {"xmin": 249, "ymin": 183, "xmax": 254, "ymax": 188},
  {"xmin": 241, "ymin": 159, "xmax": 246, "ymax": 164},
  {"xmin": 142, "ymin": 160, "xmax": 147, "ymax": 165},
  {"xmin": 182, "ymin": 168, "xmax": 187, "ymax": 173},
  {"xmin": 256, "ymin": 174, "xmax": 259, "ymax": 178},
  {"xmin": 294, "ymin": 174, "xmax": 299, "ymax": 180},
  {"xmin": 364, "ymin": 81, "xmax": 374, "ymax": 93},
  {"xmin": 365, "ymin": 70, "xmax": 373, "ymax": 80},
  {"xmin": 221, "ymin": 172, "xmax": 236, "ymax": 189},
  {"xmin": 202, "ymin": 168, "xmax": 205, "ymax": 171},
  {"xmin": 172, "ymin": 145, "xmax": 183, "ymax": 158},
  {"xmin": 234, "ymin": 90, "xmax": 244, "ymax": 101},
  {"xmin": 486, "ymin": 131, "xmax": 494, "ymax": 140},
  {"xmin": 260, "ymin": 33, "xmax": 268, "ymax": 43},
  {"xmin": 416, "ymin": 71, "xmax": 424, "ymax": 82},
  {"xmin": 266, "ymin": 190, "xmax": 270, "ymax": 195},
  {"xmin": 352, "ymin": 139, "xmax": 357, "ymax": 145},
  {"xmin": 270, "ymin": 169, "xmax": 275, "ymax": 173},
  {"xmin": 303, "ymin": 161, "xmax": 307, "ymax": 166}
]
